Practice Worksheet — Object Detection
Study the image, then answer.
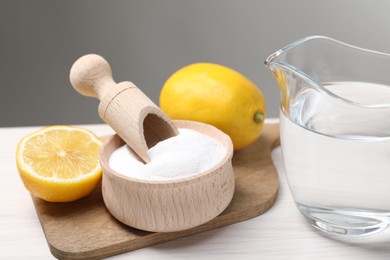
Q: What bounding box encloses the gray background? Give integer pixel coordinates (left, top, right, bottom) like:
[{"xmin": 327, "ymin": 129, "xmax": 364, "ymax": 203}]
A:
[{"xmin": 1, "ymin": 0, "xmax": 389, "ymax": 127}]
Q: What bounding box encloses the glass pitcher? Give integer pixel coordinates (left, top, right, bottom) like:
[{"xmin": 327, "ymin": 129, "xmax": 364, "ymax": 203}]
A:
[{"xmin": 265, "ymin": 36, "xmax": 390, "ymax": 238}]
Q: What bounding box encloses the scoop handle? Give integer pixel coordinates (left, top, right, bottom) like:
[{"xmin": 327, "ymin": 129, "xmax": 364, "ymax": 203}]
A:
[{"xmin": 69, "ymin": 54, "xmax": 178, "ymax": 163}]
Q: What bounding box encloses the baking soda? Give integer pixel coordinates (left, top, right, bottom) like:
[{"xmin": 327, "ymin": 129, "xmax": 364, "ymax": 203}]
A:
[{"xmin": 109, "ymin": 128, "xmax": 227, "ymax": 181}]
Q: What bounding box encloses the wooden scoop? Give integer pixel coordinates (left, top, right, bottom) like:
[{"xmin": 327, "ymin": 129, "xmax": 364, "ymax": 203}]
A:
[{"xmin": 69, "ymin": 54, "xmax": 179, "ymax": 163}]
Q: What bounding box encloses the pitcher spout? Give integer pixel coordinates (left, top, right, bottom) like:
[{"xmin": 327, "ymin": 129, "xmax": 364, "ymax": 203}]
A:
[
  {"xmin": 264, "ymin": 61, "xmax": 290, "ymax": 112},
  {"xmin": 264, "ymin": 36, "xmax": 330, "ymax": 115},
  {"xmin": 265, "ymin": 35, "xmax": 390, "ymax": 138}
]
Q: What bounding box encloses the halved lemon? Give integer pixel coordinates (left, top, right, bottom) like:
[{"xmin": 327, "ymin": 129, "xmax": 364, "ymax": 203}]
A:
[{"xmin": 16, "ymin": 125, "xmax": 102, "ymax": 202}]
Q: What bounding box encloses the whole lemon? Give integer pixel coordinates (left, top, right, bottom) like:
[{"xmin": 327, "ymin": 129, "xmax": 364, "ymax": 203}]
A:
[{"xmin": 160, "ymin": 63, "xmax": 266, "ymax": 150}]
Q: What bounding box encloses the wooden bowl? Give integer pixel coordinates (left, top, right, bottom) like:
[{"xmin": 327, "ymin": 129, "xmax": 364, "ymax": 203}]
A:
[{"xmin": 99, "ymin": 120, "xmax": 235, "ymax": 232}]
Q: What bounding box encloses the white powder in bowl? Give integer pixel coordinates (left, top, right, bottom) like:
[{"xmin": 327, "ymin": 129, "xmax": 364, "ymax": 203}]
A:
[{"xmin": 108, "ymin": 128, "xmax": 227, "ymax": 181}]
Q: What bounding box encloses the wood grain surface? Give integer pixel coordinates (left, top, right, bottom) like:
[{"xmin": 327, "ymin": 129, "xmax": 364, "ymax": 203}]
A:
[{"xmin": 31, "ymin": 122, "xmax": 280, "ymax": 260}]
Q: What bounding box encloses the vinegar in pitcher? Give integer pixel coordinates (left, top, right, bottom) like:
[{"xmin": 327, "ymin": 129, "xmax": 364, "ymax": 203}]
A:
[{"xmin": 280, "ymin": 81, "xmax": 390, "ymax": 236}]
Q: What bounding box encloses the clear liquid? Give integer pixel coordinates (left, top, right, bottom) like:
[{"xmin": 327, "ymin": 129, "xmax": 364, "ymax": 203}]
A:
[{"xmin": 281, "ymin": 81, "xmax": 390, "ymax": 236}]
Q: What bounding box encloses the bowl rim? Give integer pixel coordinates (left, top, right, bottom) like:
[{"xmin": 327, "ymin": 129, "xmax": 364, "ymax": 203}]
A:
[{"xmin": 99, "ymin": 120, "xmax": 234, "ymax": 187}]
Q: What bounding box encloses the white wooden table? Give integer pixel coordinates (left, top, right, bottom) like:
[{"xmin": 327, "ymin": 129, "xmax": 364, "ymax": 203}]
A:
[{"xmin": 2, "ymin": 121, "xmax": 390, "ymax": 259}]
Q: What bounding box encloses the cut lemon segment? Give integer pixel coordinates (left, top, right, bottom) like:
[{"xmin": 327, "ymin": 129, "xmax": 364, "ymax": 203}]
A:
[{"xmin": 16, "ymin": 125, "xmax": 102, "ymax": 202}]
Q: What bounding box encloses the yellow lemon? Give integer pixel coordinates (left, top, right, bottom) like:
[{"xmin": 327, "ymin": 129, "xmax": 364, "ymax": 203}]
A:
[
  {"xmin": 160, "ymin": 63, "xmax": 266, "ymax": 150},
  {"xmin": 16, "ymin": 125, "xmax": 102, "ymax": 202}
]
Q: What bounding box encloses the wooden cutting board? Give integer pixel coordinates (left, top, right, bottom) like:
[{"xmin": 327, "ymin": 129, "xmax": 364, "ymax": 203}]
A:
[{"xmin": 32, "ymin": 122, "xmax": 280, "ymax": 260}]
